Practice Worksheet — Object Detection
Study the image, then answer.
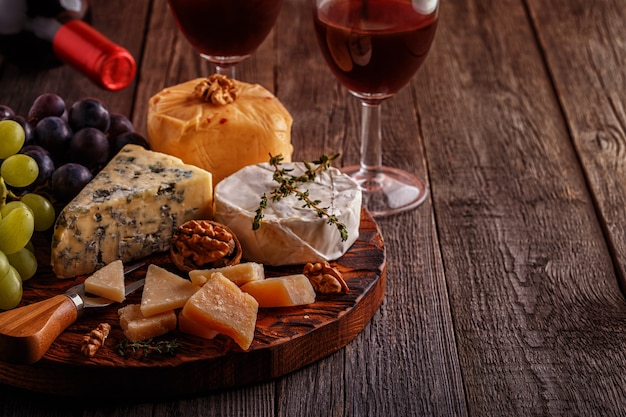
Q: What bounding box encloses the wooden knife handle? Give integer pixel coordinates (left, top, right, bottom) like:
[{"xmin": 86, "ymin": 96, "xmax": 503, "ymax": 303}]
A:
[{"xmin": 0, "ymin": 294, "xmax": 81, "ymax": 364}]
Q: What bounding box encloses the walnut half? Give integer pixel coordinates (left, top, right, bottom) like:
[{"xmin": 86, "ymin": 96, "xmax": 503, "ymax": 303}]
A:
[
  {"xmin": 170, "ymin": 220, "xmax": 242, "ymax": 273},
  {"xmin": 303, "ymin": 261, "xmax": 349, "ymax": 294}
]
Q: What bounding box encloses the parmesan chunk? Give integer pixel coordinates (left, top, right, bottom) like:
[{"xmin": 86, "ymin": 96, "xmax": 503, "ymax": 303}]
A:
[
  {"xmin": 178, "ymin": 309, "xmax": 220, "ymax": 340},
  {"xmin": 189, "ymin": 262, "xmax": 265, "ymax": 287},
  {"xmin": 118, "ymin": 304, "xmax": 177, "ymax": 342},
  {"xmin": 83, "ymin": 260, "xmax": 125, "ymax": 303},
  {"xmin": 140, "ymin": 264, "xmax": 200, "ymax": 317},
  {"xmin": 240, "ymin": 274, "xmax": 316, "ymax": 308},
  {"xmin": 182, "ymin": 272, "xmax": 258, "ymax": 350}
]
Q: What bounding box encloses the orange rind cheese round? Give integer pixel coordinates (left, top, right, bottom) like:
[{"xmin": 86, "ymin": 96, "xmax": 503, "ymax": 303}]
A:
[{"xmin": 147, "ymin": 76, "xmax": 293, "ymax": 187}]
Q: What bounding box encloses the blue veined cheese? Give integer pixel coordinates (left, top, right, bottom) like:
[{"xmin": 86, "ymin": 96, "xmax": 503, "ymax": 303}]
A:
[
  {"xmin": 51, "ymin": 144, "xmax": 213, "ymax": 278},
  {"xmin": 214, "ymin": 162, "xmax": 361, "ymax": 266}
]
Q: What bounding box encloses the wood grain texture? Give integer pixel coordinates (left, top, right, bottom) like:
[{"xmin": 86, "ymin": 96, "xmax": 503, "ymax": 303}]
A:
[
  {"xmin": 5, "ymin": 0, "xmax": 625, "ymax": 414},
  {"xmin": 0, "ymin": 210, "xmax": 385, "ymax": 400},
  {"xmin": 527, "ymin": 0, "xmax": 626, "ymax": 289},
  {"xmin": 419, "ymin": 0, "xmax": 626, "ymax": 415}
]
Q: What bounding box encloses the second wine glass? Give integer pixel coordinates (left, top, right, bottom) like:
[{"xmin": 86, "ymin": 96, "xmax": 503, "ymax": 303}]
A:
[
  {"xmin": 168, "ymin": 0, "xmax": 284, "ymax": 79},
  {"xmin": 312, "ymin": 0, "xmax": 439, "ymax": 216}
]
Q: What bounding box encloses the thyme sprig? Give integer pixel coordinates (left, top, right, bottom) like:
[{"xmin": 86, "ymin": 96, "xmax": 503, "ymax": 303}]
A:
[
  {"xmin": 253, "ymin": 153, "xmax": 349, "ymax": 242},
  {"xmin": 117, "ymin": 338, "xmax": 182, "ymax": 358}
]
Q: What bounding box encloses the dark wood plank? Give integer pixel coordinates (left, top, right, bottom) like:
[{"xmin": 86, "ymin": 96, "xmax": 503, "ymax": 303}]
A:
[
  {"xmin": 420, "ymin": 0, "xmax": 626, "ymax": 415},
  {"xmin": 272, "ymin": 1, "xmax": 468, "ymax": 416},
  {"xmin": 527, "ymin": 0, "xmax": 626, "ymax": 289}
]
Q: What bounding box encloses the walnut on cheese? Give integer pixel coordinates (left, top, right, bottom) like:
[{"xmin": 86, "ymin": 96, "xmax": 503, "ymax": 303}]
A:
[{"xmin": 193, "ymin": 74, "xmax": 238, "ymax": 105}]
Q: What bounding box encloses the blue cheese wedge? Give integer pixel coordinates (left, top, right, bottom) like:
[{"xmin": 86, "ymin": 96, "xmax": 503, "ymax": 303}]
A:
[
  {"xmin": 51, "ymin": 144, "xmax": 213, "ymax": 278},
  {"xmin": 214, "ymin": 162, "xmax": 361, "ymax": 266}
]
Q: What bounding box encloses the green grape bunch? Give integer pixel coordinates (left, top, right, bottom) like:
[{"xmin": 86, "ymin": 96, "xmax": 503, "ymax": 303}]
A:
[{"xmin": 0, "ymin": 119, "xmax": 56, "ymax": 310}]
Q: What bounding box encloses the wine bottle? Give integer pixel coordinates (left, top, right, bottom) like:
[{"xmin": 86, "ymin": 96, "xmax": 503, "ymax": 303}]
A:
[{"xmin": 0, "ymin": 0, "xmax": 136, "ymax": 92}]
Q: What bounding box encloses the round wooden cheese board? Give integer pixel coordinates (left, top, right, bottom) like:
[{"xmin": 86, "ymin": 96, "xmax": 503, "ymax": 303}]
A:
[{"xmin": 0, "ymin": 209, "xmax": 385, "ymax": 399}]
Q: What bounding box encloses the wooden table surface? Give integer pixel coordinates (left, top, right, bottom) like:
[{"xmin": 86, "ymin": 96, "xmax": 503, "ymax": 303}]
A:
[{"xmin": 1, "ymin": 0, "xmax": 625, "ymax": 415}]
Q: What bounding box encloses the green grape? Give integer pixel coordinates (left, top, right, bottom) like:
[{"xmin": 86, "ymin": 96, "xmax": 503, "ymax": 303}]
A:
[
  {"xmin": 0, "ymin": 250, "xmax": 9, "ymax": 278},
  {"xmin": 0, "ymin": 200, "xmax": 32, "ymax": 217},
  {"xmin": 1, "ymin": 154, "xmax": 39, "ymax": 188},
  {"xmin": 7, "ymin": 248, "xmax": 37, "ymax": 281},
  {"xmin": 0, "ymin": 266, "xmax": 23, "ymax": 310},
  {"xmin": 0, "ymin": 177, "xmax": 7, "ymax": 210},
  {"xmin": 20, "ymin": 193, "xmax": 56, "ymax": 231},
  {"xmin": 0, "ymin": 120, "xmax": 25, "ymax": 159},
  {"xmin": 0, "ymin": 205, "xmax": 34, "ymax": 254},
  {"xmin": 24, "ymin": 240, "xmax": 35, "ymax": 253}
]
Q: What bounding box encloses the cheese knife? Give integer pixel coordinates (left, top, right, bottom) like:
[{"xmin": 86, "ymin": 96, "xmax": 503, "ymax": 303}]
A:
[{"xmin": 0, "ymin": 263, "xmax": 146, "ymax": 364}]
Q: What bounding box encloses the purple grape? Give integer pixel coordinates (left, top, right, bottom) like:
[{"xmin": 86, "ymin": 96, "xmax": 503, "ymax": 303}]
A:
[
  {"xmin": 21, "ymin": 147, "xmax": 55, "ymax": 185},
  {"xmin": 20, "ymin": 145, "xmax": 50, "ymax": 156},
  {"xmin": 0, "ymin": 105, "xmax": 15, "ymax": 120},
  {"xmin": 51, "ymin": 163, "xmax": 93, "ymax": 202},
  {"xmin": 35, "ymin": 116, "xmax": 73, "ymax": 156},
  {"xmin": 68, "ymin": 98, "xmax": 110, "ymax": 132},
  {"xmin": 107, "ymin": 113, "xmax": 134, "ymax": 138},
  {"xmin": 70, "ymin": 127, "xmax": 109, "ymax": 170},
  {"xmin": 110, "ymin": 131, "xmax": 149, "ymax": 156},
  {"xmin": 28, "ymin": 93, "xmax": 67, "ymax": 125}
]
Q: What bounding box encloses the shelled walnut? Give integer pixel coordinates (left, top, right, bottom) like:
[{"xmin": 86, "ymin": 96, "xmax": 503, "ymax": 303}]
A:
[
  {"xmin": 193, "ymin": 74, "xmax": 238, "ymax": 105},
  {"xmin": 81, "ymin": 323, "xmax": 111, "ymax": 358},
  {"xmin": 171, "ymin": 220, "xmax": 242, "ymax": 273},
  {"xmin": 303, "ymin": 261, "xmax": 349, "ymax": 294}
]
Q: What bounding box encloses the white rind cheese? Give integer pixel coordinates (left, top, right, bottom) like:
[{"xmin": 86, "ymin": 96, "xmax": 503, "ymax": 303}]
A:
[
  {"xmin": 51, "ymin": 145, "xmax": 213, "ymax": 278},
  {"xmin": 214, "ymin": 162, "xmax": 361, "ymax": 266}
]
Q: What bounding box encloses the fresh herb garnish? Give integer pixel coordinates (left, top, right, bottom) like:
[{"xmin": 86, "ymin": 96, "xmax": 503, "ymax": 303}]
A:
[
  {"xmin": 253, "ymin": 153, "xmax": 348, "ymax": 242},
  {"xmin": 117, "ymin": 338, "xmax": 182, "ymax": 358}
]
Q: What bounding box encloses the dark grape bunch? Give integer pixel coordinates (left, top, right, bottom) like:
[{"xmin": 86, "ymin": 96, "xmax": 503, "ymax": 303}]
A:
[
  {"xmin": 0, "ymin": 94, "xmax": 148, "ymax": 309},
  {"xmin": 0, "ymin": 93, "xmax": 149, "ymax": 204}
]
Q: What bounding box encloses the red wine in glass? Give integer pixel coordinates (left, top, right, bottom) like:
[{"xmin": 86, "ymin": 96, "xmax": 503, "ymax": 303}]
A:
[
  {"xmin": 168, "ymin": 0, "xmax": 283, "ymax": 77},
  {"xmin": 312, "ymin": 0, "xmax": 439, "ymax": 216},
  {"xmin": 313, "ymin": 0, "xmax": 437, "ymax": 100}
]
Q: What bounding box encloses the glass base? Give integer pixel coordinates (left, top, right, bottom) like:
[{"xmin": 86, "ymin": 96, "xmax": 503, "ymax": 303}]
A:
[
  {"xmin": 343, "ymin": 165, "xmax": 428, "ymax": 217},
  {"xmin": 200, "ymin": 54, "xmax": 249, "ymax": 66}
]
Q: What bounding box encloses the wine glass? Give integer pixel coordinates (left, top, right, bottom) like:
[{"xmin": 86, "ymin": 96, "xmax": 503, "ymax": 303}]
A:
[
  {"xmin": 312, "ymin": 0, "xmax": 439, "ymax": 216},
  {"xmin": 167, "ymin": 0, "xmax": 284, "ymax": 79}
]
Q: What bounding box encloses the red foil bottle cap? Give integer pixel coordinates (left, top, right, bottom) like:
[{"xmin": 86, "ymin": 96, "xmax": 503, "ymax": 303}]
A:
[{"xmin": 52, "ymin": 20, "xmax": 136, "ymax": 91}]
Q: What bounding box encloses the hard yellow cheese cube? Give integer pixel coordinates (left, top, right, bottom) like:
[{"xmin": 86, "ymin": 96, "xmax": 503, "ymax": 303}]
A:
[
  {"xmin": 118, "ymin": 304, "xmax": 177, "ymax": 342},
  {"xmin": 182, "ymin": 272, "xmax": 258, "ymax": 350},
  {"xmin": 240, "ymin": 274, "xmax": 316, "ymax": 308},
  {"xmin": 189, "ymin": 262, "xmax": 264, "ymax": 287},
  {"xmin": 178, "ymin": 309, "xmax": 220, "ymax": 340},
  {"xmin": 84, "ymin": 259, "xmax": 125, "ymax": 303},
  {"xmin": 140, "ymin": 264, "xmax": 200, "ymax": 317}
]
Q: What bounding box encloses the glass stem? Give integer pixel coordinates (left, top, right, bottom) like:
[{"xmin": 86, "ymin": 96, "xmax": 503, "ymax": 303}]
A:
[
  {"xmin": 215, "ymin": 64, "xmax": 236, "ymax": 79},
  {"xmin": 359, "ymin": 100, "xmax": 383, "ymax": 178}
]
